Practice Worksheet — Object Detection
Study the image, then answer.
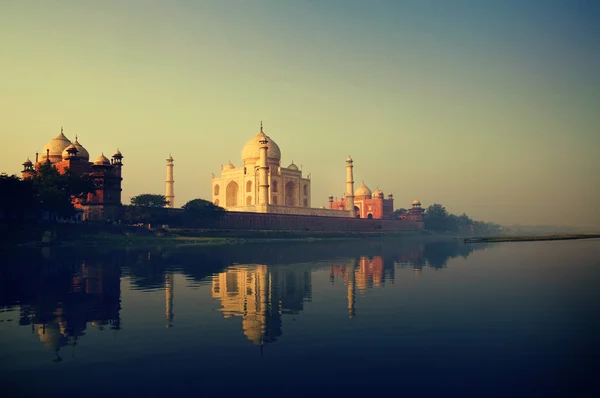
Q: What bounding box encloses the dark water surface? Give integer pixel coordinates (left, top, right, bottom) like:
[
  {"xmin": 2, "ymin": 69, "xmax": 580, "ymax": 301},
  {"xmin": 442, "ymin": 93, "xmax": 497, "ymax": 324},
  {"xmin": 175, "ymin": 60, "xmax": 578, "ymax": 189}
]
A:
[{"xmin": 1, "ymin": 238, "xmax": 599, "ymax": 397}]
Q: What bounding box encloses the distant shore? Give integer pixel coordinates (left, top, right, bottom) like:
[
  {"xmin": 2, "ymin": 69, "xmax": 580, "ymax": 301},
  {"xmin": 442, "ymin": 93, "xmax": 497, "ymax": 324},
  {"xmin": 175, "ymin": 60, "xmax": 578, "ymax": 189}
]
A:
[{"xmin": 464, "ymin": 234, "xmax": 600, "ymax": 244}]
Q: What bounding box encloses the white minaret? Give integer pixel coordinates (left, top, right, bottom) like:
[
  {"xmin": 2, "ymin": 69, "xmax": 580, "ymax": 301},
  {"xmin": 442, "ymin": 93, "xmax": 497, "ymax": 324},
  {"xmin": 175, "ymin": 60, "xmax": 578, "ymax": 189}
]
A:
[
  {"xmin": 258, "ymin": 123, "xmax": 269, "ymax": 206},
  {"xmin": 345, "ymin": 155, "xmax": 355, "ymax": 215},
  {"xmin": 166, "ymin": 154, "xmax": 175, "ymax": 208}
]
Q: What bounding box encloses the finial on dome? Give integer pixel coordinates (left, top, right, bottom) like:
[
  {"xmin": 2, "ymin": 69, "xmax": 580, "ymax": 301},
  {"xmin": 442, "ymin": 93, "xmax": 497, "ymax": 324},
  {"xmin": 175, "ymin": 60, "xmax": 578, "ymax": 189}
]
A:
[
  {"xmin": 75, "ymin": 134, "xmax": 78, "ymax": 140},
  {"xmin": 260, "ymin": 120, "xmax": 263, "ymax": 133},
  {"xmin": 61, "ymin": 126, "xmax": 63, "ymax": 134}
]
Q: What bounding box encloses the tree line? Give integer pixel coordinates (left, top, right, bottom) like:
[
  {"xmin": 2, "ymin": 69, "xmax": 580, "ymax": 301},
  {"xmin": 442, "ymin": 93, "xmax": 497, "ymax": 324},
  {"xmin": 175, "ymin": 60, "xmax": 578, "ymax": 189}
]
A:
[
  {"xmin": 124, "ymin": 193, "xmax": 224, "ymax": 228},
  {"xmin": 0, "ymin": 170, "xmax": 223, "ymax": 228},
  {"xmin": 395, "ymin": 204, "xmax": 502, "ymax": 235},
  {"xmin": 0, "ymin": 164, "xmax": 95, "ymax": 221}
]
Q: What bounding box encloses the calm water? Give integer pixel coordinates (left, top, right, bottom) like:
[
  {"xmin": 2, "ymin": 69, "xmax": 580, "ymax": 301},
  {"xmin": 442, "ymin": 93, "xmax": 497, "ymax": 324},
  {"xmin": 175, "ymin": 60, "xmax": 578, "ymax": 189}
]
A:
[{"xmin": 1, "ymin": 238, "xmax": 599, "ymax": 397}]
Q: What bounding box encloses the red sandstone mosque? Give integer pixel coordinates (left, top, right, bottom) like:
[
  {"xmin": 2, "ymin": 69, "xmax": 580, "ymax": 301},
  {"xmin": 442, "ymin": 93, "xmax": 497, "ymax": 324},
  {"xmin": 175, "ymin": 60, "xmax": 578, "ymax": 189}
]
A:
[{"xmin": 21, "ymin": 128, "xmax": 123, "ymax": 221}]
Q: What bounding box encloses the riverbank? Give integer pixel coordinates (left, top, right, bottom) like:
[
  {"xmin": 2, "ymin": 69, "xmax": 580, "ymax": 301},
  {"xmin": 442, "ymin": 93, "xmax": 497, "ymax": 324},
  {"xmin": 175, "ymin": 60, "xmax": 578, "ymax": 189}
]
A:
[
  {"xmin": 464, "ymin": 234, "xmax": 600, "ymax": 244},
  {"xmin": 3, "ymin": 222, "xmax": 449, "ymax": 249}
]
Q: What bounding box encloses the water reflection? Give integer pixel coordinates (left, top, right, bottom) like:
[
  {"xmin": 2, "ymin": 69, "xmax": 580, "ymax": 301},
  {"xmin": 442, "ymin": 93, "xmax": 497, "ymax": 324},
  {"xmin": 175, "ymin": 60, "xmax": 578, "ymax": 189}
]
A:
[
  {"xmin": 212, "ymin": 264, "xmax": 311, "ymax": 345},
  {"xmin": 14, "ymin": 261, "xmax": 121, "ymax": 362},
  {"xmin": 0, "ymin": 238, "xmax": 483, "ymax": 358}
]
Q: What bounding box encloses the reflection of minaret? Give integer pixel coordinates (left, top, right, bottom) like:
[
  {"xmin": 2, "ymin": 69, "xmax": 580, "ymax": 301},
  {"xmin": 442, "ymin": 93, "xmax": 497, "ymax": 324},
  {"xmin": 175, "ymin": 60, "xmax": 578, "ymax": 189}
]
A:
[
  {"xmin": 166, "ymin": 154, "xmax": 175, "ymax": 208},
  {"xmin": 346, "ymin": 260, "xmax": 356, "ymax": 319},
  {"xmin": 165, "ymin": 272, "xmax": 174, "ymax": 328}
]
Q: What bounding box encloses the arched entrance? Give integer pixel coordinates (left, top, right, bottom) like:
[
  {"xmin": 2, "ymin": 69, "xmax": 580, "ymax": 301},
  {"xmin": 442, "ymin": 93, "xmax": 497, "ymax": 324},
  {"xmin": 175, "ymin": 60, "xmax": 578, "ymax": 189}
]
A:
[
  {"xmin": 285, "ymin": 181, "xmax": 297, "ymax": 206},
  {"xmin": 226, "ymin": 181, "xmax": 239, "ymax": 207},
  {"xmin": 354, "ymin": 206, "xmax": 360, "ymax": 218}
]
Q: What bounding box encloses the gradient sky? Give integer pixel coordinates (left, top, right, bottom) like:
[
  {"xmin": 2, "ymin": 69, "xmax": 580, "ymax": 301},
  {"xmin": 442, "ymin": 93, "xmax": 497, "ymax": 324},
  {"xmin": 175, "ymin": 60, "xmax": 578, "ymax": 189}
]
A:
[{"xmin": 1, "ymin": 0, "xmax": 599, "ymax": 228}]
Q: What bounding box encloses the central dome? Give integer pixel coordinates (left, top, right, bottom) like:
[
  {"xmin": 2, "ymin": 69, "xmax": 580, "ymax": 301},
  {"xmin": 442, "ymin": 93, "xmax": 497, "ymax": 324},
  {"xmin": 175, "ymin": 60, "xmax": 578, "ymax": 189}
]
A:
[
  {"xmin": 355, "ymin": 183, "xmax": 372, "ymax": 197},
  {"xmin": 41, "ymin": 129, "xmax": 72, "ymax": 162},
  {"xmin": 241, "ymin": 128, "xmax": 281, "ymax": 166}
]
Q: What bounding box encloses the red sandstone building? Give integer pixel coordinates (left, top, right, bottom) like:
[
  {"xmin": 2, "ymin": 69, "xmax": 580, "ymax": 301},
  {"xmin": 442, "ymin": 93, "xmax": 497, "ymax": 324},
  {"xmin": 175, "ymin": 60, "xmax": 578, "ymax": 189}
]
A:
[
  {"xmin": 21, "ymin": 128, "xmax": 123, "ymax": 221},
  {"xmin": 328, "ymin": 183, "xmax": 396, "ymax": 219}
]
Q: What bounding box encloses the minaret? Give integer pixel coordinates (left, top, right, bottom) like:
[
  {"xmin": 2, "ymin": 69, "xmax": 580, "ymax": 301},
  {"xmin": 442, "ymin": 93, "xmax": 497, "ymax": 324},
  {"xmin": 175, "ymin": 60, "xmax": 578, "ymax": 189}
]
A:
[
  {"xmin": 166, "ymin": 154, "xmax": 174, "ymax": 208},
  {"xmin": 345, "ymin": 156, "xmax": 355, "ymax": 215},
  {"xmin": 258, "ymin": 123, "xmax": 269, "ymax": 206}
]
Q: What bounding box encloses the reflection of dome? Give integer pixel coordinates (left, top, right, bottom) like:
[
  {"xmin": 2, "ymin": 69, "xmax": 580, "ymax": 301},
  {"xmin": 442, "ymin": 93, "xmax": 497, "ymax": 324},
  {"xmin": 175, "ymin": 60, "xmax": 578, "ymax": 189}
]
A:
[
  {"xmin": 243, "ymin": 317, "xmax": 266, "ymax": 346},
  {"xmin": 93, "ymin": 153, "xmax": 111, "ymax": 166},
  {"xmin": 72, "ymin": 137, "xmax": 89, "ymax": 160},
  {"xmin": 41, "ymin": 129, "xmax": 71, "ymax": 161},
  {"xmin": 355, "ymin": 183, "xmax": 371, "ymax": 197},
  {"xmin": 241, "ymin": 129, "xmax": 281, "ymax": 166},
  {"xmin": 412, "ymin": 200, "xmax": 421, "ymax": 206},
  {"xmin": 62, "ymin": 143, "xmax": 79, "ymax": 159},
  {"xmin": 223, "ymin": 161, "xmax": 235, "ymax": 170},
  {"xmin": 288, "ymin": 162, "xmax": 298, "ymax": 171}
]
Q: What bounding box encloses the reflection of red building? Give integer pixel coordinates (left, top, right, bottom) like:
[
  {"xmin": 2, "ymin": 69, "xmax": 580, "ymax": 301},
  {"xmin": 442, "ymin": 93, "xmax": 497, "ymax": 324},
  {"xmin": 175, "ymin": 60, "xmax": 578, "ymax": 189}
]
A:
[
  {"xmin": 329, "ymin": 183, "xmax": 394, "ymax": 219},
  {"xmin": 21, "ymin": 128, "xmax": 123, "ymax": 221}
]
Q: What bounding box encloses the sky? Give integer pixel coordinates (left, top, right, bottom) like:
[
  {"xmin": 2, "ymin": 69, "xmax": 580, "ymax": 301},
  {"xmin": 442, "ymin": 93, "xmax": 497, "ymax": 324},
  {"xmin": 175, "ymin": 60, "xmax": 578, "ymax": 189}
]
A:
[{"xmin": 1, "ymin": 0, "xmax": 599, "ymax": 228}]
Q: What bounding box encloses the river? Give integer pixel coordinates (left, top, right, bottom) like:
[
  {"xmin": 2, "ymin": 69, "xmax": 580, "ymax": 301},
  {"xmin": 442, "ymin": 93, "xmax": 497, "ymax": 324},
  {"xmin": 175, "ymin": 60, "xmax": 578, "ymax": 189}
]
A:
[{"xmin": 1, "ymin": 238, "xmax": 598, "ymax": 396}]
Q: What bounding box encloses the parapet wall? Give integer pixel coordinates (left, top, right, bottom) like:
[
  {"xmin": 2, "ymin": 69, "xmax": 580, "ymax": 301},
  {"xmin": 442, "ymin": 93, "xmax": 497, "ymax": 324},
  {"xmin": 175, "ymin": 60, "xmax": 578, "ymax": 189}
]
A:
[
  {"xmin": 226, "ymin": 204, "xmax": 353, "ymax": 218},
  {"xmin": 218, "ymin": 211, "xmax": 424, "ymax": 232}
]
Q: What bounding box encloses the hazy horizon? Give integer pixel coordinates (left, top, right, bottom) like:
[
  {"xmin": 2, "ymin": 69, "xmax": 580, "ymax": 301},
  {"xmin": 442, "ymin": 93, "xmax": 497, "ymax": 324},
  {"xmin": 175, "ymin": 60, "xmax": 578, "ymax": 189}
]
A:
[{"xmin": 1, "ymin": 0, "xmax": 599, "ymax": 228}]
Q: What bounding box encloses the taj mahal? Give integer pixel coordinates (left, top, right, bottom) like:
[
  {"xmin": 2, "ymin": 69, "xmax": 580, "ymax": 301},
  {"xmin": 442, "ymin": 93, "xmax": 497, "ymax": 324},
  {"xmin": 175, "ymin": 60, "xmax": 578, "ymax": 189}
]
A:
[{"xmin": 210, "ymin": 122, "xmax": 424, "ymax": 222}]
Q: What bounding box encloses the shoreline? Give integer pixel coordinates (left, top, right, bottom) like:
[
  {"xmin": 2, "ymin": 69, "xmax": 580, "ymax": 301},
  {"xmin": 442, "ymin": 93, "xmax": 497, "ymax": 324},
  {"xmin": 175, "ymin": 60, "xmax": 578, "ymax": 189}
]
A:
[
  {"xmin": 5, "ymin": 226, "xmax": 444, "ymax": 249},
  {"xmin": 464, "ymin": 234, "xmax": 600, "ymax": 244}
]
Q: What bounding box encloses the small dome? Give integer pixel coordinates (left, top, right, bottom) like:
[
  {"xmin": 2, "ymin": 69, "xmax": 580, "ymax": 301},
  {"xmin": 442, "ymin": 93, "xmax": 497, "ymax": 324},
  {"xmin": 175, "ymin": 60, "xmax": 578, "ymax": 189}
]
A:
[
  {"xmin": 373, "ymin": 188, "xmax": 384, "ymax": 198},
  {"xmin": 72, "ymin": 137, "xmax": 89, "ymax": 160},
  {"xmin": 412, "ymin": 200, "xmax": 421, "ymax": 206},
  {"xmin": 223, "ymin": 161, "xmax": 235, "ymax": 170},
  {"xmin": 62, "ymin": 143, "xmax": 79, "ymax": 159},
  {"xmin": 93, "ymin": 153, "xmax": 111, "ymax": 166},
  {"xmin": 241, "ymin": 125, "xmax": 281, "ymax": 166},
  {"xmin": 288, "ymin": 162, "xmax": 299, "ymax": 171},
  {"xmin": 41, "ymin": 129, "xmax": 71, "ymax": 162},
  {"xmin": 23, "ymin": 158, "xmax": 33, "ymax": 165},
  {"xmin": 114, "ymin": 149, "xmax": 123, "ymax": 158},
  {"xmin": 355, "ymin": 183, "xmax": 372, "ymax": 197},
  {"xmin": 388, "ymin": 192, "xmax": 393, "ymax": 197},
  {"xmin": 346, "ymin": 155, "xmax": 353, "ymax": 163}
]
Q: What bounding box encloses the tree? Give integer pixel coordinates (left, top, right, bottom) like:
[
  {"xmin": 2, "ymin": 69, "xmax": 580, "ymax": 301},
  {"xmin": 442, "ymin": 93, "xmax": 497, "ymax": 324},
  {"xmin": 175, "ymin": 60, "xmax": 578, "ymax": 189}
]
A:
[
  {"xmin": 181, "ymin": 198, "xmax": 225, "ymax": 227},
  {"xmin": 125, "ymin": 194, "xmax": 171, "ymax": 225},
  {"xmin": 423, "ymin": 203, "xmax": 449, "ymax": 232},
  {"xmin": 393, "ymin": 208, "xmax": 408, "ymax": 218},
  {"xmin": 130, "ymin": 194, "xmax": 169, "ymax": 208},
  {"xmin": 31, "ymin": 163, "xmax": 95, "ymax": 219},
  {"xmin": 0, "ymin": 174, "xmax": 38, "ymax": 220}
]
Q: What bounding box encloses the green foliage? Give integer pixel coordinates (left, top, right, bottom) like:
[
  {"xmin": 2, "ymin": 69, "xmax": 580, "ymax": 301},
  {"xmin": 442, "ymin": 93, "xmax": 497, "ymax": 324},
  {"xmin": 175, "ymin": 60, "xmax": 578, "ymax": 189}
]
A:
[
  {"xmin": 0, "ymin": 173, "xmax": 38, "ymax": 220},
  {"xmin": 393, "ymin": 208, "xmax": 408, "ymax": 217},
  {"xmin": 0, "ymin": 166, "xmax": 95, "ymax": 221},
  {"xmin": 124, "ymin": 194, "xmax": 171, "ymax": 225},
  {"xmin": 130, "ymin": 194, "xmax": 169, "ymax": 208},
  {"xmin": 423, "ymin": 203, "xmax": 501, "ymax": 235},
  {"xmin": 181, "ymin": 198, "xmax": 225, "ymax": 227}
]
